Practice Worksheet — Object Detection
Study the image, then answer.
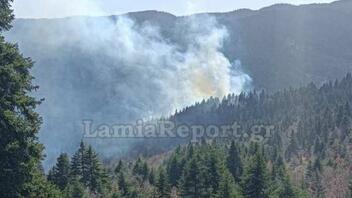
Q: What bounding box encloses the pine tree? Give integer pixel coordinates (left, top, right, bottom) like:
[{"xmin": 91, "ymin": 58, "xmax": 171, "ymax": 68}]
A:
[
  {"xmin": 0, "ymin": 0, "xmax": 14, "ymax": 31},
  {"xmin": 0, "ymin": 1, "xmax": 58, "ymax": 197},
  {"xmin": 133, "ymin": 157, "xmax": 143, "ymax": 175},
  {"xmin": 272, "ymin": 155, "xmax": 285, "ymax": 181},
  {"xmin": 167, "ymin": 153, "xmax": 183, "ymax": 186},
  {"xmin": 272, "ymin": 173, "xmax": 298, "ymax": 198},
  {"xmin": 26, "ymin": 169, "xmax": 62, "ymax": 198},
  {"xmin": 48, "ymin": 153, "xmax": 71, "ymax": 190},
  {"xmin": 149, "ymin": 168, "xmax": 156, "ymax": 185},
  {"xmin": 156, "ymin": 168, "xmax": 171, "ymax": 198},
  {"xmin": 227, "ymin": 140, "xmax": 243, "ymax": 182},
  {"xmin": 241, "ymin": 149, "xmax": 269, "ymax": 198},
  {"xmin": 71, "ymin": 141, "xmax": 88, "ymax": 182},
  {"xmin": 216, "ymin": 171, "xmax": 241, "ymax": 198},
  {"xmin": 85, "ymin": 145, "xmax": 107, "ymax": 194},
  {"xmin": 206, "ymin": 151, "xmax": 222, "ymax": 195},
  {"xmin": 311, "ymin": 171, "xmax": 325, "ymax": 198},
  {"xmin": 117, "ymin": 172, "xmax": 130, "ymax": 197},
  {"xmin": 70, "ymin": 142, "xmax": 108, "ymax": 195},
  {"xmin": 142, "ymin": 161, "xmax": 149, "ymax": 181},
  {"xmin": 304, "ymin": 161, "xmax": 314, "ymax": 187},
  {"xmin": 114, "ymin": 160, "xmax": 123, "ymax": 174},
  {"xmin": 179, "ymin": 157, "xmax": 204, "ymax": 197},
  {"xmin": 65, "ymin": 177, "xmax": 88, "ymax": 198},
  {"xmin": 132, "ymin": 157, "xmax": 149, "ymax": 182}
]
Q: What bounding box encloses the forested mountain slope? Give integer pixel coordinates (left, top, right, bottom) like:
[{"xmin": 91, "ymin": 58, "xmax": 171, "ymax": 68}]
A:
[{"xmin": 124, "ymin": 73, "xmax": 352, "ymax": 197}]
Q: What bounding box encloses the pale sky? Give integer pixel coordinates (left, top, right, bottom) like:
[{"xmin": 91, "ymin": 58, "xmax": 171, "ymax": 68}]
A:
[{"xmin": 13, "ymin": 0, "xmax": 337, "ymax": 18}]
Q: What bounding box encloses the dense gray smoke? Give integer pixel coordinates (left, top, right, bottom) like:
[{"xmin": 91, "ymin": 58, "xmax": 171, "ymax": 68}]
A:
[{"xmin": 6, "ymin": 14, "xmax": 251, "ymax": 169}]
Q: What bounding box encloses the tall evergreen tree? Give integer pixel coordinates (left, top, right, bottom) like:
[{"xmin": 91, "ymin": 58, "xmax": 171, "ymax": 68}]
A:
[
  {"xmin": 0, "ymin": 0, "xmax": 14, "ymax": 31},
  {"xmin": 0, "ymin": 1, "xmax": 60, "ymax": 197},
  {"xmin": 155, "ymin": 168, "xmax": 171, "ymax": 198},
  {"xmin": 48, "ymin": 153, "xmax": 71, "ymax": 190},
  {"xmin": 149, "ymin": 168, "xmax": 156, "ymax": 185},
  {"xmin": 117, "ymin": 172, "xmax": 130, "ymax": 197},
  {"xmin": 179, "ymin": 157, "xmax": 205, "ymax": 197},
  {"xmin": 206, "ymin": 151, "xmax": 222, "ymax": 195},
  {"xmin": 85, "ymin": 145, "xmax": 107, "ymax": 194},
  {"xmin": 71, "ymin": 141, "xmax": 87, "ymax": 181},
  {"xmin": 278, "ymin": 175, "xmax": 298, "ymax": 198},
  {"xmin": 241, "ymin": 149, "xmax": 269, "ymax": 198},
  {"xmin": 65, "ymin": 177, "xmax": 88, "ymax": 198},
  {"xmin": 216, "ymin": 171, "xmax": 241, "ymax": 198},
  {"xmin": 114, "ymin": 160, "xmax": 123, "ymax": 174},
  {"xmin": 167, "ymin": 148, "xmax": 184, "ymax": 186},
  {"xmin": 227, "ymin": 140, "xmax": 243, "ymax": 182}
]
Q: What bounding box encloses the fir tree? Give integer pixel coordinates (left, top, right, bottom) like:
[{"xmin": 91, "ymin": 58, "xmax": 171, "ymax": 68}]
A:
[
  {"xmin": 241, "ymin": 149, "xmax": 269, "ymax": 198},
  {"xmin": 114, "ymin": 160, "xmax": 123, "ymax": 174},
  {"xmin": 206, "ymin": 151, "xmax": 222, "ymax": 194},
  {"xmin": 65, "ymin": 177, "xmax": 88, "ymax": 198},
  {"xmin": 0, "ymin": 1, "xmax": 58, "ymax": 196},
  {"xmin": 117, "ymin": 172, "xmax": 130, "ymax": 197},
  {"xmin": 156, "ymin": 168, "xmax": 171, "ymax": 198},
  {"xmin": 167, "ymin": 152, "xmax": 183, "ymax": 186},
  {"xmin": 149, "ymin": 168, "xmax": 156, "ymax": 185},
  {"xmin": 179, "ymin": 157, "xmax": 205, "ymax": 197},
  {"xmin": 85, "ymin": 145, "xmax": 107, "ymax": 194},
  {"xmin": 216, "ymin": 171, "xmax": 242, "ymax": 198},
  {"xmin": 0, "ymin": 0, "xmax": 14, "ymax": 31},
  {"xmin": 48, "ymin": 153, "xmax": 71, "ymax": 190},
  {"xmin": 71, "ymin": 141, "xmax": 87, "ymax": 179},
  {"xmin": 227, "ymin": 140, "xmax": 243, "ymax": 182}
]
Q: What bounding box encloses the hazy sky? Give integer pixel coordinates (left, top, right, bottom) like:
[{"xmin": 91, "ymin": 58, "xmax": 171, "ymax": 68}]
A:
[{"xmin": 13, "ymin": 0, "xmax": 336, "ymax": 18}]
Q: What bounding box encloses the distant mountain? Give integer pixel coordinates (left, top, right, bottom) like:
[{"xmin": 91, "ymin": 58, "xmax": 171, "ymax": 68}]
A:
[{"xmin": 7, "ymin": 0, "xmax": 352, "ymax": 91}]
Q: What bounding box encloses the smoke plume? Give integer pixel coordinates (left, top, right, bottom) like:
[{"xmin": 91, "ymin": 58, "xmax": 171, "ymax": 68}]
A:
[{"xmin": 6, "ymin": 12, "xmax": 251, "ymax": 168}]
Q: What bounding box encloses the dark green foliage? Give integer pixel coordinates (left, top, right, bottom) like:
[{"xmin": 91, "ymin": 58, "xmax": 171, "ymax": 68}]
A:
[
  {"xmin": 64, "ymin": 177, "xmax": 88, "ymax": 198},
  {"xmin": 132, "ymin": 157, "xmax": 149, "ymax": 181},
  {"xmin": 241, "ymin": 146, "xmax": 269, "ymax": 198},
  {"xmin": 205, "ymin": 150, "xmax": 222, "ymax": 194},
  {"xmin": 48, "ymin": 153, "xmax": 71, "ymax": 190},
  {"xmin": 48, "ymin": 142, "xmax": 109, "ymax": 196},
  {"xmin": 117, "ymin": 172, "xmax": 130, "ymax": 197},
  {"xmin": 227, "ymin": 140, "xmax": 243, "ymax": 182},
  {"xmin": 155, "ymin": 169, "xmax": 171, "ymax": 198},
  {"xmin": 128, "ymin": 72, "xmax": 352, "ymax": 197},
  {"xmin": 71, "ymin": 141, "xmax": 87, "ymax": 180},
  {"xmin": 114, "ymin": 160, "xmax": 123, "ymax": 174},
  {"xmin": 109, "ymin": 141, "xmax": 306, "ymax": 198},
  {"xmin": 272, "ymin": 175, "xmax": 298, "ymax": 198},
  {"xmin": 20, "ymin": 168, "xmax": 62, "ymax": 198},
  {"xmin": 149, "ymin": 168, "xmax": 156, "ymax": 185},
  {"xmin": 0, "ymin": 1, "xmax": 60, "ymax": 197},
  {"xmin": 0, "ymin": 0, "xmax": 14, "ymax": 31},
  {"xmin": 84, "ymin": 145, "xmax": 108, "ymax": 194},
  {"xmin": 179, "ymin": 156, "xmax": 204, "ymax": 197},
  {"xmin": 166, "ymin": 146, "xmax": 184, "ymax": 186},
  {"xmin": 270, "ymin": 159, "xmax": 299, "ymax": 198},
  {"xmin": 216, "ymin": 171, "xmax": 240, "ymax": 198}
]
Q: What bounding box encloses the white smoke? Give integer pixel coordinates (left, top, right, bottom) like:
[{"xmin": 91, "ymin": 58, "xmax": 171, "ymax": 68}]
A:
[
  {"xmin": 7, "ymin": 9, "xmax": 252, "ymax": 168},
  {"xmin": 67, "ymin": 15, "xmax": 251, "ymax": 118}
]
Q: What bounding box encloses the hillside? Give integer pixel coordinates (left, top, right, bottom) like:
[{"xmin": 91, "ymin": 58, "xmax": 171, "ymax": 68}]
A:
[{"xmin": 49, "ymin": 73, "xmax": 352, "ymax": 197}]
